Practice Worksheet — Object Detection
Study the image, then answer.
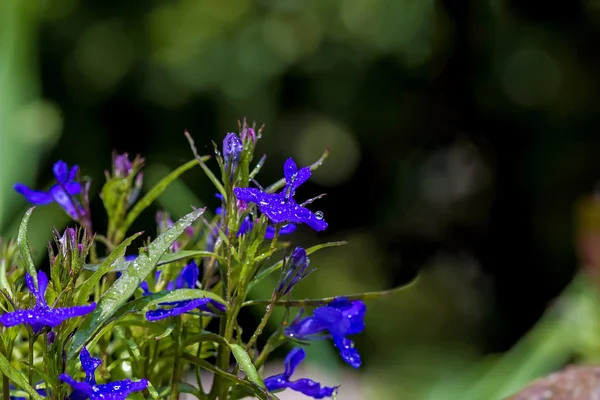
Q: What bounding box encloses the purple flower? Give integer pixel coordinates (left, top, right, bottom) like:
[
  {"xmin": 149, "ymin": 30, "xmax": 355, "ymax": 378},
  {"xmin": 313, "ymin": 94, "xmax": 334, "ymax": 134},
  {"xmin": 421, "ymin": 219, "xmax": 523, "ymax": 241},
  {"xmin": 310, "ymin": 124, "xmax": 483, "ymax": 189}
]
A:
[
  {"xmin": 265, "ymin": 348, "xmax": 337, "ymax": 399},
  {"xmin": 0, "ymin": 271, "xmax": 96, "ymax": 334},
  {"xmin": 141, "ymin": 261, "xmax": 226, "ymax": 321},
  {"xmin": 284, "ymin": 298, "xmax": 366, "ymax": 368},
  {"xmin": 233, "ymin": 158, "xmax": 327, "ymax": 231},
  {"xmin": 223, "ymin": 133, "xmax": 243, "ymax": 169},
  {"xmin": 14, "ymin": 160, "xmax": 84, "ymax": 219},
  {"xmin": 277, "ymin": 247, "xmax": 315, "ymax": 296},
  {"xmin": 214, "ymin": 195, "xmax": 297, "ymax": 239},
  {"xmin": 59, "ymin": 347, "xmax": 148, "ymax": 400}
]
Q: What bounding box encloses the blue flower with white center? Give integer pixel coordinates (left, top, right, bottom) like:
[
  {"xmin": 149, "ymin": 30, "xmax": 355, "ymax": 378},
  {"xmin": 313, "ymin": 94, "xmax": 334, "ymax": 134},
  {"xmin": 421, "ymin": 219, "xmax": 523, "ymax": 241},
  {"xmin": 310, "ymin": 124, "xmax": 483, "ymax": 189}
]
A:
[
  {"xmin": 0, "ymin": 271, "xmax": 95, "ymax": 334},
  {"xmin": 59, "ymin": 347, "xmax": 148, "ymax": 400},
  {"xmin": 141, "ymin": 261, "xmax": 226, "ymax": 321},
  {"xmin": 277, "ymin": 247, "xmax": 315, "ymax": 296},
  {"xmin": 284, "ymin": 298, "xmax": 366, "ymax": 368},
  {"xmin": 233, "ymin": 158, "xmax": 327, "ymax": 232},
  {"xmin": 265, "ymin": 348, "xmax": 337, "ymax": 399},
  {"xmin": 14, "ymin": 160, "xmax": 84, "ymax": 220}
]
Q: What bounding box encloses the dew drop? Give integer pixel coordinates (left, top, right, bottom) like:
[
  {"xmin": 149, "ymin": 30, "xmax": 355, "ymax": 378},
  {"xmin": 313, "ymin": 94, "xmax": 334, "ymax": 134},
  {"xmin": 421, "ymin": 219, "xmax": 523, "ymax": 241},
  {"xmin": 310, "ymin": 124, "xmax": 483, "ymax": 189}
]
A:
[
  {"xmin": 315, "ymin": 211, "xmax": 324, "ymax": 220},
  {"xmin": 265, "ymin": 305, "xmax": 271, "ymax": 313}
]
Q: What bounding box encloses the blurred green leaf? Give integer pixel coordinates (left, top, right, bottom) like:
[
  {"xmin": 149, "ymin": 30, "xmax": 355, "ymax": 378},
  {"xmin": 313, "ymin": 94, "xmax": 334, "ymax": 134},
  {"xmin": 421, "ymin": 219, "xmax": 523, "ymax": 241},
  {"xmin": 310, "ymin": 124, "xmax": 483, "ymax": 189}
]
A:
[
  {"xmin": 17, "ymin": 206, "xmax": 37, "ymax": 286},
  {"xmin": 0, "ymin": 352, "xmax": 43, "ymax": 400}
]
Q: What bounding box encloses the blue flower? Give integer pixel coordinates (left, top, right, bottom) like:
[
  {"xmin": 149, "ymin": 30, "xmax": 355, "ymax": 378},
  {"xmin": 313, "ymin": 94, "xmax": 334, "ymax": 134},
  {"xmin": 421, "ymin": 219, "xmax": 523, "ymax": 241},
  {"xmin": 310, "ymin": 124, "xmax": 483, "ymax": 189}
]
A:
[
  {"xmin": 223, "ymin": 133, "xmax": 243, "ymax": 169},
  {"xmin": 14, "ymin": 160, "xmax": 84, "ymax": 220},
  {"xmin": 0, "ymin": 271, "xmax": 95, "ymax": 334},
  {"xmin": 215, "ymin": 194, "xmax": 297, "ymax": 239},
  {"xmin": 141, "ymin": 261, "xmax": 226, "ymax": 321},
  {"xmin": 233, "ymin": 158, "xmax": 327, "ymax": 231},
  {"xmin": 284, "ymin": 298, "xmax": 366, "ymax": 368},
  {"xmin": 265, "ymin": 348, "xmax": 337, "ymax": 399},
  {"xmin": 59, "ymin": 347, "xmax": 148, "ymax": 400},
  {"xmin": 277, "ymin": 247, "xmax": 315, "ymax": 296}
]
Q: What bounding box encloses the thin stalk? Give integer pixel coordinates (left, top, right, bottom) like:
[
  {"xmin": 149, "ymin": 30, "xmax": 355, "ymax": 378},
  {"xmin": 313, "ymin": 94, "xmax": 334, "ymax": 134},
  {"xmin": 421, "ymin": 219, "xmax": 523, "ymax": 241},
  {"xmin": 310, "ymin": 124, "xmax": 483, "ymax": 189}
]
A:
[
  {"xmin": 28, "ymin": 333, "xmax": 34, "ymax": 386},
  {"xmin": 3, "ymin": 373, "xmax": 9, "ymax": 400},
  {"xmin": 245, "ymin": 301, "xmax": 275, "ymax": 352},
  {"xmin": 170, "ymin": 318, "xmax": 183, "ymax": 400}
]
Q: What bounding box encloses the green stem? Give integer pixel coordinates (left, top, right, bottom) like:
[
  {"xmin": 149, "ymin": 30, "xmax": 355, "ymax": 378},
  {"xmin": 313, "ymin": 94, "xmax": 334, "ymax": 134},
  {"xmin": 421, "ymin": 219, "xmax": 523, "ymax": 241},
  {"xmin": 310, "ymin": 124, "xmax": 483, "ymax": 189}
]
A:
[
  {"xmin": 254, "ymin": 331, "xmax": 286, "ymax": 370},
  {"xmin": 245, "ymin": 301, "xmax": 274, "ymax": 352},
  {"xmin": 3, "ymin": 373, "xmax": 9, "ymax": 400},
  {"xmin": 170, "ymin": 318, "xmax": 183, "ymax": 400},
  {"xmin": 27, "ymin": 333, "xmax": 33, "ymax": 386}
]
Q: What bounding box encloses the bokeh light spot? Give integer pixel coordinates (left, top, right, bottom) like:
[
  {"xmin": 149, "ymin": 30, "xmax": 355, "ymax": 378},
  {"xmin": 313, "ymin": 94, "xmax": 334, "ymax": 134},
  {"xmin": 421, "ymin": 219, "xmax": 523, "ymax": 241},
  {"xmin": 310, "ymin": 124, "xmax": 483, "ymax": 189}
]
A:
[
  {"xmin": 502, "ymin": 45, "xmax": 562, "ymax": 107},
  {"xmin": 295, "ymin": 117, "xmax": 361, "ymax": 186},
  {"xmin": 74, "ymin": 20, "xmax": 135, "ymax": 92}
]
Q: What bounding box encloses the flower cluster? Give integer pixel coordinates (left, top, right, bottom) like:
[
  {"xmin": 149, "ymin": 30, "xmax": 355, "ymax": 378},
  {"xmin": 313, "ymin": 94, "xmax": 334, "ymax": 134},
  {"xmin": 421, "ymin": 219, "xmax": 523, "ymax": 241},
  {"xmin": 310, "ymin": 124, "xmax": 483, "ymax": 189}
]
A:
[{"xmin": 0, "ymin": 121, "xmax": 377, "ymax": 400}]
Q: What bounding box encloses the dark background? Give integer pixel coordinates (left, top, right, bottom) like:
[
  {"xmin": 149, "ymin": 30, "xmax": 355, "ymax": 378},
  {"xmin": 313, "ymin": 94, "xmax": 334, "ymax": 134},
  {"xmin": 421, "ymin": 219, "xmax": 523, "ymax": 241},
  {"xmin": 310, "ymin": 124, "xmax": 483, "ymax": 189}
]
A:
[{"xmin": 2, "ymin": 0, "xmax": 600, "ymax": 398}]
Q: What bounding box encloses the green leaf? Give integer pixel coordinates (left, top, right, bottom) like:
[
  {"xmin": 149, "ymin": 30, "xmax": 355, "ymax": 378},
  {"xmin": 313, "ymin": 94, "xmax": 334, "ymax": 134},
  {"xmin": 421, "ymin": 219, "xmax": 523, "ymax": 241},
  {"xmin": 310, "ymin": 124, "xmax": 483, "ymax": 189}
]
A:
[
  {"xmin": 68, "ymin": 208, "xmax": 205, "ymax": 361},
  {"xmin": 243, "ymin": 282, "xmax": 419, "ymax": 308},
  {"xmin": 229, "ymin": 343, "xmax": 266, "ymax": 389},
  {"xmin": 17, "ymin": 207, "xmax": 37, "ymax": 287},
  {"xmin": 248, "ymin": 241, "xmax": 347, "ymax": 291},
  {"xmin": 116, "ymin": 158, "xmax": 204, "ymax": 243},
  {"xmin": 142, "ymin": 289, "xmax": 225, "ymax": 310},
  {"xmin": 83, "ymin": 250, "xmax": 224, "ymax": 272},
  {"xmin": 76, "ymin": 232, "xmax": 142, "ymax": 303},
  {"xmin": 0, "ymin": 259, "xmax": 13, "ymax": 298},
  {"xmin": 0, "ymin": 352, "xmax": 44, "ymax": 400}
]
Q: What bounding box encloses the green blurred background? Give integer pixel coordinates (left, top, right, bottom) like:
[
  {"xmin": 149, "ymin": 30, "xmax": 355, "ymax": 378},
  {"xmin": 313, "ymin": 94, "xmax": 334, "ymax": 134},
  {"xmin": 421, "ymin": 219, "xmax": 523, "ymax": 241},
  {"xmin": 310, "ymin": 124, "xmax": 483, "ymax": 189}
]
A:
[{"xmin": 2, "ymin": 0, "xmax": 600, "ymax": 398}]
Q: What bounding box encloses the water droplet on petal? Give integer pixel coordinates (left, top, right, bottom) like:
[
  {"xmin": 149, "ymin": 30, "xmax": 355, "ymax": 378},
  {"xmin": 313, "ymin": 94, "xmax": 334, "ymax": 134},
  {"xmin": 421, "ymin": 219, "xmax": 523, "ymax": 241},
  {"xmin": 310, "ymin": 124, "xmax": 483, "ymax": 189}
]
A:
[{"xmin": 315, "ymin": 211, "xmax": 324, "ymax": 220}]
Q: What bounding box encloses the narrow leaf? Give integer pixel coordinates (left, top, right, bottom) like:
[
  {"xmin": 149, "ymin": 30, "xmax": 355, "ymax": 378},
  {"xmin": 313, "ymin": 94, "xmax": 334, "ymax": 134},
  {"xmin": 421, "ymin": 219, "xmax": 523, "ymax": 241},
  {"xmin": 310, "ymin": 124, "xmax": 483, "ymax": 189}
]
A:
[
  {"xmin": 68, "ymin": 208, "xmax": 205, "ymax": 361},
  {"xmin": 17, "ymin": 207, "xmax": 37, "ymax": 286},
  {"xmin": 142, "ymin": 289, "xmax": 225, "ymax": 309},
  {"xmin": 76, "ymin": 232, "xmax": 142, "ymax": 303},
  {"xmin": 243, "ymin": 281, "xmax": 419, "ymax": 308},
  {"xmin": 117, "ymin": 158, "xmax": 205, "ymax": 242},
  {"xmin": 83, "ymin": 249, "xmax": 224, "ymax": 272},
  {"xmin": 0, "ymin": 352, "xmax": 44, "ymax": 400},
  {"xmin": 229, "ymin": 343, "xmax": 266, "ymax": 389},
  {"xmin": 248, "ymin": 241, "xmax": 347, "ymax": 291}
]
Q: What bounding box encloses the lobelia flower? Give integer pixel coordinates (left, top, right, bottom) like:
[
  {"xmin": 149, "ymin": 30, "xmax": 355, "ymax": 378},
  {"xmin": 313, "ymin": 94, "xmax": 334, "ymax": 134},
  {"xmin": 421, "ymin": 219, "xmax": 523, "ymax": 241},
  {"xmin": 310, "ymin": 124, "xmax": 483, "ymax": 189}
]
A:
[
  {"xmin": 0, "ymin": 271, "xmax": 95, "ymax": 334},
  {"xmin": 140, "ymin": 261, "xmax": 226, "ymax": 321},
  {"xmin": 14, "ymin": 160, "xmax": 84, "ymax": 220},
  {"xmin": 284, "ymin": 298, "xmax": 366, "ymax": 368},
  {"xmin": 265, "ymin": 348, "xmax": 337, "ymax": 399},
  {"xmin": 277, "ymin": 247, "xmax": 315, "ymax": 296},
  {"xmin": 214, "ymin": 200, "xmax": 297, "ymax": 239},
  {"xmin": 223, "ymin": 133, "xmax": 243, "ymax": 170},
  {"xmin": 233, "ymin": 158, "xmax": 327, "ymax": 231},
  {"xmin": 59, "ymin": 346, "xmax": 148, "ymax": 400}
]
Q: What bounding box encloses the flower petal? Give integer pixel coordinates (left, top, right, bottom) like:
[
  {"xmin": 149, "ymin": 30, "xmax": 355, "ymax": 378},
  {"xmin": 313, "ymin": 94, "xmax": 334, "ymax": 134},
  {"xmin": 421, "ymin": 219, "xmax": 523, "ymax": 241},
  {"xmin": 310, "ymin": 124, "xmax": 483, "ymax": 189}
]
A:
[
  {"xmin": 68, "ymin": 165, "xmax": 79, "ymax": 182},
  {"xmin": 283, "ymin": 347, "xmax": 305, "ymax": 378},
  {"xmin": 288, "ymin": 378, "xmax": 337, "ymax": 399},
  {"xmin": 65, "ymin": 181, "xmax": 82, "ymax": 196},
  {"xmin": 53, "ymin": 161, "xmax": 70, "ymax": 184},
  {"xmin": 48, "ymin": 303, "xmax": 96, "ymax": 325},
  {"xmin": 36, "ymin": 271, "xmax": 49, "ymax": 308},
  {"xmin": 59, "ymin": 374, "xmax": 93, "ymax": 397},
  {"xmin": 50, "ymin": 186, "xmax": 82, "ymax": 219},
  {"xmin": 94, "ymin": 378, "xmax": 148, "ymax": 400},
  {"xmin": 177, "ymin": 260, "xmax": 199, "ymax": 289},
  {"xmin": 14, "ymin": 184, "xmax": 53, "ymax": 205},
  {"xmin": 80, "ymin": 347, "xmax": 102, "ymax": 384},
  {"xmin": 332, "ymin": 335, "xmax": 361, "ymax": 368},
  {"xmin": 264, "ymin": 223, "xmax": 296, "ymax": 239}
]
